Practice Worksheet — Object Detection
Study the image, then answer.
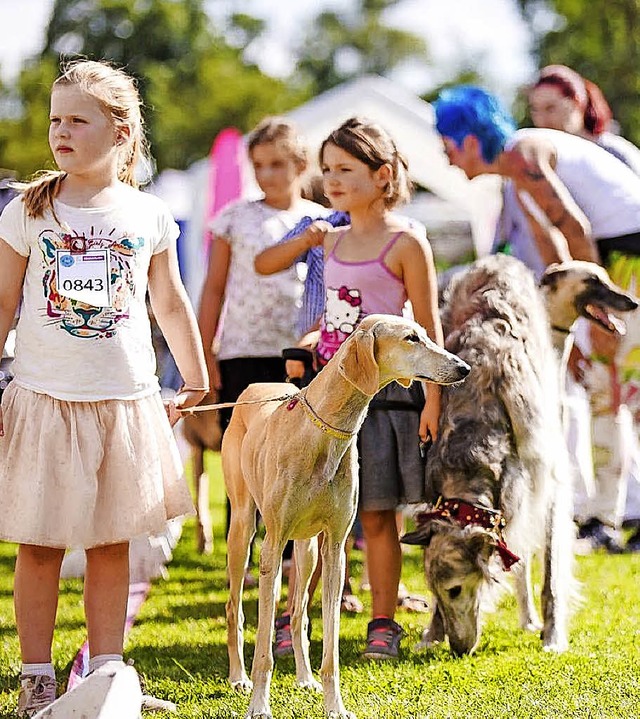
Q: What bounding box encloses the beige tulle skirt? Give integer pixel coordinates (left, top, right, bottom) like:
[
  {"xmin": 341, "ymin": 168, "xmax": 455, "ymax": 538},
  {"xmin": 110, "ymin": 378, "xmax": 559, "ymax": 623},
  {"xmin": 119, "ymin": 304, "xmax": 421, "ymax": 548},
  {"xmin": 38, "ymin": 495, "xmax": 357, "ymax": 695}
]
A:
[{"xmin": 0, "ymin": 383, "xmax": 194, "ymax": 549}]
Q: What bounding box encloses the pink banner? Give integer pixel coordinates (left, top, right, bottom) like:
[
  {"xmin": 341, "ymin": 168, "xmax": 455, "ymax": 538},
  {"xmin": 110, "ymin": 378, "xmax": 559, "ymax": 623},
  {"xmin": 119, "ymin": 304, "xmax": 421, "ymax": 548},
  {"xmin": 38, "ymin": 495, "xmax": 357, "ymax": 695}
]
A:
[{"xmin": 204, "ymin": 127, "xmax": 245, "ymax": 251}]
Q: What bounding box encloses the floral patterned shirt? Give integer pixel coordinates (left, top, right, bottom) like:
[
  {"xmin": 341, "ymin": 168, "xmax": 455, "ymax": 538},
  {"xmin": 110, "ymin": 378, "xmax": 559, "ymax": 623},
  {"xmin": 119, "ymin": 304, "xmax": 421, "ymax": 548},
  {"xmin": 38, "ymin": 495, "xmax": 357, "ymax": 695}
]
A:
[{"xmin": 209, "ymin": 198, "xmax": 325, "ymax": 360}]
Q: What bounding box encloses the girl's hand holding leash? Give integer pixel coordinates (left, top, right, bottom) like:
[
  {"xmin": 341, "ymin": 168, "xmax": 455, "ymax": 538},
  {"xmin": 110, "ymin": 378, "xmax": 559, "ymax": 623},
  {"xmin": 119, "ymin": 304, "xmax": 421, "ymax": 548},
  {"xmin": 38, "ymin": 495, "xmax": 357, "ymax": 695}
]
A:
[
  {"xmin": 419, "ymin": 387, "xmax": 441, "ymax": 446},
  {"xmin": 164, "ymin": 386, "xmax": 208, "ymax": 427},
  {"xmin": 303, "ymin": 220, "xmax": 333, "ymax": 248}
]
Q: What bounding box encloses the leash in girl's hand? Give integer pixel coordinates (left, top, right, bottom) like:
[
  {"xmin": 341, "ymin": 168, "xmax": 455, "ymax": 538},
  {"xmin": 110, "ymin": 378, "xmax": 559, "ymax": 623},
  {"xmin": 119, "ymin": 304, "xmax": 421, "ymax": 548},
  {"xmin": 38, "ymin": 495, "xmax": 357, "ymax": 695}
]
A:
[{"xmin": 179, "ymin": 393, "xmax": 296, "ymax": 415}]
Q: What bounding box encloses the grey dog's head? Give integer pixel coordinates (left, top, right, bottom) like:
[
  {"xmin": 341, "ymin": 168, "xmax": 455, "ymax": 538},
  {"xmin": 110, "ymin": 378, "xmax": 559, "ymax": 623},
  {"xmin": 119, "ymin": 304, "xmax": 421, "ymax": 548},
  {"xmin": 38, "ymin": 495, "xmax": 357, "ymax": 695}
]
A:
[{"xmin": 422, "ymin": 520, "xmax": 501, "ymax": 655}]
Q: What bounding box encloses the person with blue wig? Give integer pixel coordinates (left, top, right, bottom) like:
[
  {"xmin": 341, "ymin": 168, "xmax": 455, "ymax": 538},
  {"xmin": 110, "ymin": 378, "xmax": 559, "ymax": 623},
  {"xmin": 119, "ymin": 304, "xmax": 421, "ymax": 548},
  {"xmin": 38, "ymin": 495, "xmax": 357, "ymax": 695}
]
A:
[
  {"xmin": 435, "ymin": 84, "xmax": 640, "ymax": 555},
  {"xmin": 435, "ymin": 86, "xmax": 517, "ymax": 163}
]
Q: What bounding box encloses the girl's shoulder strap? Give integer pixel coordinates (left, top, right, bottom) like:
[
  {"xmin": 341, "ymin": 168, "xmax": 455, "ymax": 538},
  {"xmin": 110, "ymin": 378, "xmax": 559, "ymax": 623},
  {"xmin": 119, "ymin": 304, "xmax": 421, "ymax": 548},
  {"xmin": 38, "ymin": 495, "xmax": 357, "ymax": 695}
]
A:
[
  {"xmin": 327, "ymin": 228, "xmax": 349, "ymax": 258},
  {"xmin": 378, "ymin": 230, "xmax": 406, "ymax": 261}
]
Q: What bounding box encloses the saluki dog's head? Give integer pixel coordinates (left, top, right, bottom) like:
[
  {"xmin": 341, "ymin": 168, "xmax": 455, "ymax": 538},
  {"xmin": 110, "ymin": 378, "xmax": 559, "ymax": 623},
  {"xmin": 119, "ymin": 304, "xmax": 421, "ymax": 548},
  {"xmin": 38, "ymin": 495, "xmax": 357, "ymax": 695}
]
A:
[
  {"xmin": 418, "ymin": 519, "xmax": 500, "ymax": 656},
  {"xmin": 540, "ymin": 260, "xmax": 638, "ymax": 335},
  {"xmin": 336, "ymin": 314, "xmax": 470, "ymax": 396}
]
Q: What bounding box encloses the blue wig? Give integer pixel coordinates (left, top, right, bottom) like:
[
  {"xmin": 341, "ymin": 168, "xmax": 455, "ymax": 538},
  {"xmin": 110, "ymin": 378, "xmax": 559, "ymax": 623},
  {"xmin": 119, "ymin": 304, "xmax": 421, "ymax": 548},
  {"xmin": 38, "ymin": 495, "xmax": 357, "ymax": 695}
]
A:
[{"xmin": 435, "ymin": 86, "xmax": 516, "ymax": 163}]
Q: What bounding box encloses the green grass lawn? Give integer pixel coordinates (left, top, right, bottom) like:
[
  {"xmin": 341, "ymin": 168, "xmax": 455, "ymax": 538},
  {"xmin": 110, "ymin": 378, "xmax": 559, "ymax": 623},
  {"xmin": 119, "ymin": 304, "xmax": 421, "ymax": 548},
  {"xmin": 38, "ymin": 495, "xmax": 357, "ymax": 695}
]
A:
[{"xmin": 1, "ymin": 452, "xmax": 639, "ymax": 718}]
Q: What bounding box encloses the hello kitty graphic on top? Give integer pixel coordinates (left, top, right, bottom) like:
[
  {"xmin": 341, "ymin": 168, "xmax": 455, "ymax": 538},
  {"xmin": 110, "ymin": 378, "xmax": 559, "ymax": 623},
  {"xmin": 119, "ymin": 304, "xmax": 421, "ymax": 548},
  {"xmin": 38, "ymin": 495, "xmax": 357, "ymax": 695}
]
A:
[
  {"xmin": 318, "ymin": 285, "xmax": 362, "ymax": 363},
  {"xmin": 325, "ymin": 285, "xmax": 362, "ymax": 333}
]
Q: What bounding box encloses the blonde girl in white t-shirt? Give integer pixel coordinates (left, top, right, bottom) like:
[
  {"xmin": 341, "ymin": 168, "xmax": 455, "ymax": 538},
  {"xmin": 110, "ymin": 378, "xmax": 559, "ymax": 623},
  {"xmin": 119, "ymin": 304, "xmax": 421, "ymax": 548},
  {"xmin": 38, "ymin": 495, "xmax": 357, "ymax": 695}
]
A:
[{"xmin": 0, "ymin": 60, "xmax": 208, "ymax": 717}]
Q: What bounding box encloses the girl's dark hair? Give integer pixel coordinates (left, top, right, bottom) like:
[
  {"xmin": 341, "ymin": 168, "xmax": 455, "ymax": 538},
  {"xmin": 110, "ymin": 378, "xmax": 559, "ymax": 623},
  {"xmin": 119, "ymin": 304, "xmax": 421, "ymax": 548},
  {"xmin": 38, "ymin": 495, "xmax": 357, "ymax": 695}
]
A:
[{"xmin": 319, "ymin": 117, "xmax": 412, "ymax": 208}]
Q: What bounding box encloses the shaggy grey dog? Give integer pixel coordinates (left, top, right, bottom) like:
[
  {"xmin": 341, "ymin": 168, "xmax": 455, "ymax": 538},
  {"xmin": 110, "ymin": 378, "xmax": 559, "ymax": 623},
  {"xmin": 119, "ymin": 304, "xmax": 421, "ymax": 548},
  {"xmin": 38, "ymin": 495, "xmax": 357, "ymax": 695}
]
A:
[{"xmin": 403, "ymin": 254, "xmax": 574, "ymax": 655}]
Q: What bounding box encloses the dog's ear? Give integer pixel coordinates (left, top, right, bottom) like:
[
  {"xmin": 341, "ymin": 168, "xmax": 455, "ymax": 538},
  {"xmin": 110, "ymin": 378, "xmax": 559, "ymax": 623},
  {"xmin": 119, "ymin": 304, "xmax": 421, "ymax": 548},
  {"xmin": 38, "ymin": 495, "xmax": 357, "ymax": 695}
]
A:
[
  {"xmin": 338, "ymin": 328, "xmax": 379, "ymax": 395},
  {"xmin": 400, "ymin": 520, "xmax": 437, "ymax": 547},
  {"xmin": 469, "ymin": 531, "xmax": 497, "ymax": 579},
  {"xmin": 539, "ymin": 264, "xmax": 565, "ymax": 289}
]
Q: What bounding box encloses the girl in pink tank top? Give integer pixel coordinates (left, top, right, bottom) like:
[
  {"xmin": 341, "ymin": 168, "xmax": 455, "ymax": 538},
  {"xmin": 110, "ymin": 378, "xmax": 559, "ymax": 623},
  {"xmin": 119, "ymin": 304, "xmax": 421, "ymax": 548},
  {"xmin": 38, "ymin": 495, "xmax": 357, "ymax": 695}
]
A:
[
  {"xmin": 317, "ymin": 229, "xmax": 408, "ymax": 363},
  {"xmin": 286, "ymin": 117, "xmax": 445, "ymax": 659}
]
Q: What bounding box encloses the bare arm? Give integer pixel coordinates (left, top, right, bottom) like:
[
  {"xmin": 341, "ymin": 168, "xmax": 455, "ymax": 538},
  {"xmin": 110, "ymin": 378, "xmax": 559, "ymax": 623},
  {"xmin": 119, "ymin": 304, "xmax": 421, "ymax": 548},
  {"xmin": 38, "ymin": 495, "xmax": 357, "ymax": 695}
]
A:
[
  {"xmin": 516, "ymin": 189, "xmax": 573, "ymax": 265},
  {"xmin": 254, "ymin": 221, "xmax": 331, "ymax": 275},
  {"xmin": 402, "ymin": 236, "xmax": 443, "ymax": 346},
  {"xmin": 197, "ymin": 235, "xmax": 231, "ymax": 389},
  {"xmin": 148, "ymin": 245, "xmax": 208, "ymax": 413},
  {"xmin": 400, "ymin": 234, "xmax": 444, "ymax": 442},
  {"xmin": 0, "ymin": 239, "xmax": 27, "ymax": 434},
  {"xmin": 514, "ymin": 140, "xmax": 599, "ymax": 263},
  {"xmin": 255, "ymin": 233, "xmax": 310, "ymax": 275}
]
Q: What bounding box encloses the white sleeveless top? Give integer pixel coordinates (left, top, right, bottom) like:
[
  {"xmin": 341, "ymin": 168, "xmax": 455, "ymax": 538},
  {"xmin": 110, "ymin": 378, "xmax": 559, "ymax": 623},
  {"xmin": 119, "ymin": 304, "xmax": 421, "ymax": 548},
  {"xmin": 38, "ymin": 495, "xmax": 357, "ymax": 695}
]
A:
[{"xmin": 507, "ymin": 128, "xmax": 640, "ymax": 240}]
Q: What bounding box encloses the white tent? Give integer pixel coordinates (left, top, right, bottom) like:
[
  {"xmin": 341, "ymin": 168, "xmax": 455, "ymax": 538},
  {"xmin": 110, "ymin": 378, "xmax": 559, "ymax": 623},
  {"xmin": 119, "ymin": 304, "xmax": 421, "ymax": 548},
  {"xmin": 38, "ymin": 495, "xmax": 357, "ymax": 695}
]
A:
[{"xmin": 152, "ymin": 75, "xmax": 501, "ymax": 302}]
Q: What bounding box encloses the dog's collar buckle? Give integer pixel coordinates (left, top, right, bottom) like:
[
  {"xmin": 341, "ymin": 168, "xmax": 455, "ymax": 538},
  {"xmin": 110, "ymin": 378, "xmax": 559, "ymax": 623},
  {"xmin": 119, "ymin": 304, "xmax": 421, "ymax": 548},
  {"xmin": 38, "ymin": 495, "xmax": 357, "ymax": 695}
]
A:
[{"xmin": 424, "ymin": 497, "xmax": 503, "ymax": 530}]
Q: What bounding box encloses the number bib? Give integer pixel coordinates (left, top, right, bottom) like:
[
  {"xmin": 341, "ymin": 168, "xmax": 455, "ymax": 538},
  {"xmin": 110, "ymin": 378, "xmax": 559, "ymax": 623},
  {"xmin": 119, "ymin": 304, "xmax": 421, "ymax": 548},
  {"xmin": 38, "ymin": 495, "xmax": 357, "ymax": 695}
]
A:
[{"xmin": 56, "ymin": 249, "xmax": 111, "ymax": 307}]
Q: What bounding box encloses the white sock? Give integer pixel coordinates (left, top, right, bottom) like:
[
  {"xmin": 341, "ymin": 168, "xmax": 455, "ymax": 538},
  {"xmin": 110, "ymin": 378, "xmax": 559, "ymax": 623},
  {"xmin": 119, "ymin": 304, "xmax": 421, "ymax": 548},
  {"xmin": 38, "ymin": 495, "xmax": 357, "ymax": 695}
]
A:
[
  {"xmin": 21, "ymin": 663, "xmax": 55, "ymax": 681},
  {"xmin": 88, "ymin": 654, "xmax": 124, "ymax": 673}
]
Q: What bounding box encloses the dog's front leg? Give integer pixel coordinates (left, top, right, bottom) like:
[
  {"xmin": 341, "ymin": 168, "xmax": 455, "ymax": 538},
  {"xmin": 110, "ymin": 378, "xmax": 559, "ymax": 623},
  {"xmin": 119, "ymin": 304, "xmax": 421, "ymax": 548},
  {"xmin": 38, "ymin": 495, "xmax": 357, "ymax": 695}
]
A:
[
  {"xmin": 319, "ymin": 531, "xmax": 356, "ymax": 719},
  {"xmin": 246, "ymin": 534, "xmax": 284, "ymax": 719},
  {"xmin": 513, "ymin": 554, "xmax": 543, "ymax": 632},
  {"xmin": 291, "ymin": 536, "xmax": 322, "ymax": 691},
  {"xmin": 418, "ymin": 600, "xmax": 445, "ymax": 649},
  {"xmin": 194, "ymin": 456, "xmax": 213, "ymax": 555},
  {"xmin": 226, "ymin": 505, "xmax": 257, "ymax": 692},
  {"xmin": 541, "ymin": 492, "xmax": 573, "ymax": 652}
]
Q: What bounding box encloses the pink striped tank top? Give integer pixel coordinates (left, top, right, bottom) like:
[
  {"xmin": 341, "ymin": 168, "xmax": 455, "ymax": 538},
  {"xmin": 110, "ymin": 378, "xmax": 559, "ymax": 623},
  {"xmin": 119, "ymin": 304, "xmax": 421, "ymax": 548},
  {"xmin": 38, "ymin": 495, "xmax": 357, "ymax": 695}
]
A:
[{"xmin": 317, "ymin": 231, "xmax": 407, "ymax": 364}]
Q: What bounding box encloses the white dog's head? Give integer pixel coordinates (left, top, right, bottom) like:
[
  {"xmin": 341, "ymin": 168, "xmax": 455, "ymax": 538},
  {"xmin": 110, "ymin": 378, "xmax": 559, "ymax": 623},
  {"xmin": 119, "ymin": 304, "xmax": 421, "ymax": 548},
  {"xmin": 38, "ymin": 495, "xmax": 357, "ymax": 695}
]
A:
[
  {"xmin": 335, "ymin": 314, "xmax": 470, "ymax": 396},
  {"xmin": 540, "ymin": 260, "xmax": 638, "ymax": 335}
]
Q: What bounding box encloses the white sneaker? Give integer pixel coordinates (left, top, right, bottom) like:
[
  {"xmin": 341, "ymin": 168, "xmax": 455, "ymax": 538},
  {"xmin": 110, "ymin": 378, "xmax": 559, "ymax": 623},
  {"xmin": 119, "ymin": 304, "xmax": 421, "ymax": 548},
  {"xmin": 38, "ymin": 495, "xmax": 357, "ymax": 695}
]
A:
[{"xmin": 17, "ymin": 674, "xmax": 57, "ymax": 718}]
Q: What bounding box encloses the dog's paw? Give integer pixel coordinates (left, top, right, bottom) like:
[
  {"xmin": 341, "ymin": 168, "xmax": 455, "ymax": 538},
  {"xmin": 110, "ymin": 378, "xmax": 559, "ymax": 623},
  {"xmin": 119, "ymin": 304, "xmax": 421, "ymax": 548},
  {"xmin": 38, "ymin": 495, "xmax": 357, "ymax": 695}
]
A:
[
  {"xmin": 327, "ymin": 710, "xmax": 357, "ymax": 719},
  {"xmin": 542, "ymin": 635, "xmax": 569, "ymax": 653},
  {"xmin": 522, "ymin": 619, "xmax": 543, "ymax": 632},
  {"xmin": 415, "ymin": 625, "xmax": 445, "ymax": 650},
  {"xmin": 245, "ymin": 712, "xmax": 272, "ymax": 719},
  {"xmin": 296, "ymin": 676, "xmax": 322, "ymax": 692},
  {"xmin": 230, "ymin": 675, "xmax": 253, "ymax": 693}
]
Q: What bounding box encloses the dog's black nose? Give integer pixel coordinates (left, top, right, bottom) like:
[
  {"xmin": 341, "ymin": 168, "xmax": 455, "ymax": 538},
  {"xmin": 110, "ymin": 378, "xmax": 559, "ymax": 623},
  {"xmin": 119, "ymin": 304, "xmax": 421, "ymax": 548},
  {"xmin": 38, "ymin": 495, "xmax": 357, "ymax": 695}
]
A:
[{"xmin": 457, "ymin": 361, "xmax": 471, "ymax": 378}]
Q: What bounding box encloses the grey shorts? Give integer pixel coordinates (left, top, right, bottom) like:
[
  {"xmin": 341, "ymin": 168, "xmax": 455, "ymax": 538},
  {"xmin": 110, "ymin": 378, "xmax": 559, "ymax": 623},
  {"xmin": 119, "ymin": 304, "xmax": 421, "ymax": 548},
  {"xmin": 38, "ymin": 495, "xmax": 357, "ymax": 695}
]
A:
[{"xmin": 358, "ymin": 382, "xmax": 427, "ymax": 512}]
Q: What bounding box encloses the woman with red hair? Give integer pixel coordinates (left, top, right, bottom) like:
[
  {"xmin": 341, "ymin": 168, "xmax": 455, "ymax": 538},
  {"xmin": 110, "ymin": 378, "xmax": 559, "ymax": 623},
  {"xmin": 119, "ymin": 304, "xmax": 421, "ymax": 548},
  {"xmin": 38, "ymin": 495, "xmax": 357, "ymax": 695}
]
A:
[
  {"xmin": 527, "ymin": 65, "xmax": 640, "ymax": 553},
  {"xmin": 529, "ymin": 64, "xmax": 640, "ymax": 174}
]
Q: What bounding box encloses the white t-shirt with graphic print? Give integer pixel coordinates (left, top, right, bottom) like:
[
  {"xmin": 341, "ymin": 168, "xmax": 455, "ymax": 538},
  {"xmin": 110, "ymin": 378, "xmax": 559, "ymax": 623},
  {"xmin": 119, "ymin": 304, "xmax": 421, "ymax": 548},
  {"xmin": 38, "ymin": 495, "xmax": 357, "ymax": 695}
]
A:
[
  {"xmin": 209, "ymin": 198, "xmax": 326, "ymax": 361},
  {"xmin": 0, "ymin": 188, "xmax": 178, "ymax": 401}
]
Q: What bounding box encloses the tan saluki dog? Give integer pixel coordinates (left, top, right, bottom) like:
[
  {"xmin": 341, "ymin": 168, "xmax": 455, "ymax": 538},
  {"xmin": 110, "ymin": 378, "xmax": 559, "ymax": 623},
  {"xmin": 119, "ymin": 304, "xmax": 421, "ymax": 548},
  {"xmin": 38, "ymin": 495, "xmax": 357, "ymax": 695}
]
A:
[{"xmin": 221, "ymin": 314, "xmax": 469, "ymax": 719}]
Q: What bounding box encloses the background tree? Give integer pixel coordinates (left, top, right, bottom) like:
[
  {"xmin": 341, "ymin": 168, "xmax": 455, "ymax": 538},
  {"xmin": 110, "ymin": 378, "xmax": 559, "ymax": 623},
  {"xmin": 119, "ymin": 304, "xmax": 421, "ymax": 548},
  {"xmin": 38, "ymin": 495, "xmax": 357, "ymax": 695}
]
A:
[
  {"xmin": 0, "ymin": 58, "xmax": 59, "ymax": 178},
  {"xmin": 294, "ymin": 0, "xmax": 428, "ymax": 94},
  {"xmin": 0, "ymin": 0, "xmax": 306, "ymax": 177},
  {"xmin": 518, "ymin": 0, "xmax": 640, "ymax": 145}
]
